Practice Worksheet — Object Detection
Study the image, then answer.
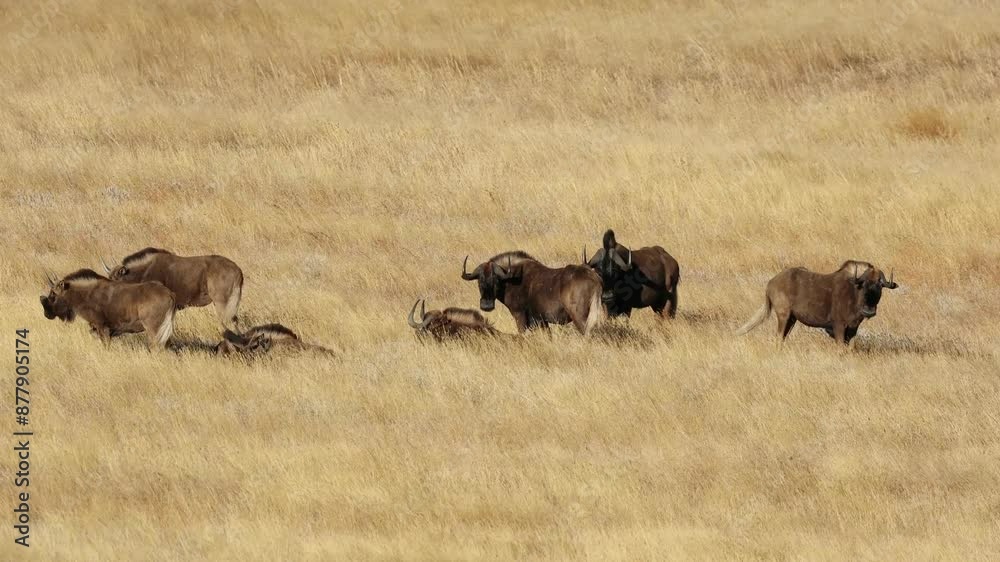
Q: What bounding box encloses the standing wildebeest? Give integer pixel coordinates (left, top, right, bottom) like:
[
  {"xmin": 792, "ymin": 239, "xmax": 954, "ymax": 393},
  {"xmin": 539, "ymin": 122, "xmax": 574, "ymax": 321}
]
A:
[
  {"xmin": 737, "ymin": 260, "xmax": 899, "ymax": 344},
  {"xmin": 103, "ymin": 248, "xmax": 243, "ymax": 329},
  {"xmin": 461, "ymin": 251, "xmax": 604, "ymax": 335},
  {"xmin": 39, "ymin": 269, "xmax": 175, "ymax": 349},
  {"xmin": 407, "ymin": 299, "xmax": 500, "ymax": 341},
  {"xmin": 215, "ymin": 324, "xmax": 334, "ymax": 355},
  {"xmin": 585, "ymin": 229, "xmax": 680, "ymax": 318}
]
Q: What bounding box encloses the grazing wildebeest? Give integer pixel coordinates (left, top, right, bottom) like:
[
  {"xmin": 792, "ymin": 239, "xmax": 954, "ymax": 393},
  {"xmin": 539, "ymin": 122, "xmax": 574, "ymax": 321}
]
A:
[
  {"xmin": 407, "ymin": 299, "xmax": 500, "ymax": 341},
  {"xmin": 39, "ymin": 269, "xmax": 175, "ymax": 349},
  {"xmin": 215, "ymin": 324, "xmax": 333, "ymax": 355},
  {"xmin": 585, "ymin": 229, "xmax": 680, "ymax": 318},
  {"xmin": 103, "ymin": 248, "xmax": 243, "ymax": 329},
  {"xmin": 737, "ymin": 260, "xmax": 899, "ymax": 344},
  {"xmin": 461, "ymin": 251, "xmax": 604, "ymax": 335}
]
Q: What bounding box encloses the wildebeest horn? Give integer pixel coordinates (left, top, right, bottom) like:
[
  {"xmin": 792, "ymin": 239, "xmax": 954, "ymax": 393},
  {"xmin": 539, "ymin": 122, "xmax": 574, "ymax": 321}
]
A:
[
  {"xmin": 100, "ymin": 256, "xmax": 113, "ymax": 274},
  {"xmin": 883, "ymin": 268, "xmax": 898, "ymax": 289},
  {"xmin": 627, "ymin": 249, "xmax": 632, "ymax": 268},
  {"xmin": 407, "ymin": 299, "xmax": 424, "ymax": 329},
  {"xmin": 42, "ymin": 271, "xmax": 55, "ymax": 289},
  {"xmin": 461, "ymin": 256, "xmax": 481, "ymax": 280},
  {"xmin": 583, "ymin": 246, "xmax": 587, "ymax": 264}
]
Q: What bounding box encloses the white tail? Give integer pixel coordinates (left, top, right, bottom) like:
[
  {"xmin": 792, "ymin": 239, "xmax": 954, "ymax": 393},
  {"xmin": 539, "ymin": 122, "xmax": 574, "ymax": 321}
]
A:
[
  {"xmin": 736, "ymin": 298, "xmax": 771, "ymax": 335},
  {"xmin": 154, "ymin": 309, "xmax": 175, "ymax": 347},
  {"xmin": 584, "ymin": 290, "xmax": 605, "ymax": 336},
  {"xmin": 222, "ymin": 281, "xmax": 242, "ymax": 328}
]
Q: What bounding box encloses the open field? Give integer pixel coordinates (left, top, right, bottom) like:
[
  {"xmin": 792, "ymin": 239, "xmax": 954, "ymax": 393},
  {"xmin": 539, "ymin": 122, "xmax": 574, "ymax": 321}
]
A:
[{"xmin": 2, "ymin": 0, "xmax": 1000, "ymax": 559}]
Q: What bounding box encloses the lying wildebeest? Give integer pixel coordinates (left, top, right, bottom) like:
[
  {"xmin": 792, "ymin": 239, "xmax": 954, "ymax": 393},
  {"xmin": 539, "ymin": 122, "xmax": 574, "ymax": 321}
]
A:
[
  {"xmin": 39, "ymin": 269, "xmax": 175, "ymax": 349},
  {"xmin": 585, "ymin": 229, "xmax": 681, "ymax": 318},
  {"xmin": 102, "ymin": 248, "xmax": 243, "ymax": 329},
  {"xmin": 737, "ymin": 260, "xmax": 899, "ymax": 344},
  {"xmin": 407, "ymin": 299, "xmax": 500, "ymax": 341},
  {"xmin": 461, "ymin": 251, "xmax": 604, "ymax": 334},
  {"xmin": 215, "ymin": 324, "xmax": 333, "ymax": 355}
]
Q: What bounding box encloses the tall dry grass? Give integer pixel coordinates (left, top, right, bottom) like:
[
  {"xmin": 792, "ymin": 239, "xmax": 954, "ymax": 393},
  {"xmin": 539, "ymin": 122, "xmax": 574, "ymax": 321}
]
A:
[{"xmin": 1, "ymin": 1, "xmax": 999, "ymax": 560}]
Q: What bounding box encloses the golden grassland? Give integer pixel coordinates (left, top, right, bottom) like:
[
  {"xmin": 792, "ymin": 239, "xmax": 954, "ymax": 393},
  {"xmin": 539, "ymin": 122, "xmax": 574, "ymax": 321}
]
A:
[{"xmin": 2, "ymin": 1, "xmax": 999, "ymax": 559}]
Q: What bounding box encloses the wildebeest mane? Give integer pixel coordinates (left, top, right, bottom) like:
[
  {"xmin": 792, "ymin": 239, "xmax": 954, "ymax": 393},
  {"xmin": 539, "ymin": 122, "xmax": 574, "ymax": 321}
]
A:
[
  {"xmin": 441, "ymin": 308, "xmax": 494, "ymax": 328},
  {"xmin": 247, "ymin": 323, "xmax": 299, "ymax": 339},
  {"xmin": 63, "ymin": 269, "xmax": 108, "ymax": 284},
  {"xmin": 489, "ymin": 250, "xmax": 537, "ymax": 266},
  {"xmin": 122, "ymin": 247, "xmax": 172, "ymax": 267}
]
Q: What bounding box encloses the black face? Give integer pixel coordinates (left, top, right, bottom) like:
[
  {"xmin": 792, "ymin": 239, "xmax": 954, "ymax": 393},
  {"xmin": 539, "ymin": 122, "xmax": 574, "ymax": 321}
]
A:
[
  {"xmin": 854, "ymin": 270, "xmax": 897, "ymax": 318},
  {"xmin": 39, "ymin": 293, "xmax": 73, "ymax": 321},
  {"xmin": 588, "ymin": 248, "xmax": 636, "ymax": 304},
  {"xmin": 463, "ymin": 258, "xmax": 515, "ymax": 312},
  {"xmin": 859, "ymin": 281, "xmax": 883, "ymax": 318},
  {"xmin": 476, "ymin": 265, "xmax": 503, "ymax": 311}
]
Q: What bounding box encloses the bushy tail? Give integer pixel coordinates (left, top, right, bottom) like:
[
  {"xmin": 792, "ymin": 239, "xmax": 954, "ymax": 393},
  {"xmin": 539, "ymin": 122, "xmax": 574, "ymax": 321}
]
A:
[
  {"xmin": 584, "ymin": 290, "xmax": 605, "ymax": 336},
  {"xmin": 736, "ymin": 296, "xmax": 770, "ymax": 335},
  {"xmin": 155, "ymin": 308, "xmax": 175, "ymax": 347}
]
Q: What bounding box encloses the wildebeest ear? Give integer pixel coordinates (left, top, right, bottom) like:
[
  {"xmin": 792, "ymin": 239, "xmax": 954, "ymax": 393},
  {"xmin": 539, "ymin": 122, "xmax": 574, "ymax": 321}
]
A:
[{"xmin": 603, "ymin": 229, "xmax": 616, "ymax": 250}]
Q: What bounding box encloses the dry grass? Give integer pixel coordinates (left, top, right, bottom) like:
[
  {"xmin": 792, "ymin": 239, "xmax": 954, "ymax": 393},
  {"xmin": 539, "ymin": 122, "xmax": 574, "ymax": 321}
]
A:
[{"xmin": 2, "ymin": 1, "xmax": 1000, "ymax": 560}]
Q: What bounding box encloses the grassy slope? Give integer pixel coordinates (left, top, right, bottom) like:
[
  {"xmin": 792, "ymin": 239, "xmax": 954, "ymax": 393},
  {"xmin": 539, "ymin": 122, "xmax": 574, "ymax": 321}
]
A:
[{"xmin": 1, "ymin": 1, "xmax": 999, "ymax": 560}]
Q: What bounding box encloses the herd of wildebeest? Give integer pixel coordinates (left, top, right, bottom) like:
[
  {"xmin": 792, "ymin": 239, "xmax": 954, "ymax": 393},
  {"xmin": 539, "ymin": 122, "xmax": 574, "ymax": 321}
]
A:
[{"xmin": 39, "ymin": 229, "xmax": 899, "ymax": 356}]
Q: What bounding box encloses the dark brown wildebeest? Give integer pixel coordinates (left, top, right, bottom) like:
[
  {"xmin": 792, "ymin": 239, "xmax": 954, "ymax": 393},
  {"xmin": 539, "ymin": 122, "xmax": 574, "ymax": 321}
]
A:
[
  {"xmin": 103, "ymin": 248, "xmax": 243, "ymax": 329},
  {"xmin": 737, "ymin": 260, "xmax": 899, "ymax": 345},
  {"xmin": 39, "ymin": 269, "xmax": 175, "ymax": 349},
  {"xmin": 215, "ymin": 324, "xmax": 334, "ymax": 355},
  {"xmin": 461, "ymin": 251, "xmax": 604, "ymax": 335},
  {"xmin": 585, "ymin": 229, "xmax": 680, "ymax": 319},
  {"xmin": 407, "ymin": 299, "xmax": 500, "ymax": 341}
]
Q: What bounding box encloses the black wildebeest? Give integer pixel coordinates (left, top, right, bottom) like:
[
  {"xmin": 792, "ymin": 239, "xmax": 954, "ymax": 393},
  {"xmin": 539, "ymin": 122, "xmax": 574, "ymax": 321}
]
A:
[
  {"xmin": 407, "ymin": 299, "xmax": 500, "ymax": 341},
  {"xmin": 737, "ymin": 260, "xmax": 899, "ymax": 344},
  {"xmin": 585, "ymin": 229, "xmax": 680, "ymax": 318},
  {"xmin": 461, "ymin": 251, "xmax": 604, "ymax": 335},
  {"xmin": 103, "ymin": 248, "xmax": 243, "ymax": 329},
  {"xmin": 40, "ymin": 269, "xmax": 175, "ymax": 349},
  {"xmin": 215, "ymin": 324, "xmax": 334, "ymax": 355}
]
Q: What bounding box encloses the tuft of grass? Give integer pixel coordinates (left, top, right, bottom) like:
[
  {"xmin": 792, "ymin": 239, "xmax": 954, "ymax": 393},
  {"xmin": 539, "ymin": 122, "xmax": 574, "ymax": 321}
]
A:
[{"xmin": 896, "ymin": 107, "xmax": 959, "ymax": 140}]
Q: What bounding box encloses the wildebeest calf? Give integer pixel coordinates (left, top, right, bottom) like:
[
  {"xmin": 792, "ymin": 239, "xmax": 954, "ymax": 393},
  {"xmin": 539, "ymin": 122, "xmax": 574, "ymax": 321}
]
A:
[
  {"xmin": 407, "ymin": 299, "xmax": 500, "ymax": 341},
  {"xmin": 737, "ymin": 260, "xmax": 898, "ymax": 344},
  {"xmin": 40, "ymin": 269, "xmax": 175, "ymax": 349}
]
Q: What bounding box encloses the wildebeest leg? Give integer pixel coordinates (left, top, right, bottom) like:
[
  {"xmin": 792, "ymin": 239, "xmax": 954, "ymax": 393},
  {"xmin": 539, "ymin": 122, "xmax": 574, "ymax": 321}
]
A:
[
  {"xmin": 844, "ymin": 326, "xmax": 859, "ymax": 349},
  {"xmin": 511, "ymin": 312, "xmax": 530, "ymax": 333},
  {"xmin": 777, "ymin": 312, "xmax": 796, "ymax": 341},
  {"xmin": 832, "ymin": 323, "xmax": 848, "ymax": 345},
  {"xmin": 94, "ymin": 325, "xmax": 112, "ymax": 347}
]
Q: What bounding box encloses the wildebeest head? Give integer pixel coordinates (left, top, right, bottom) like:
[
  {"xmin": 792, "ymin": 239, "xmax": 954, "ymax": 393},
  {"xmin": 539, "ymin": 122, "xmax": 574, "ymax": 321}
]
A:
[
  {"xmin": 102, "ymin": 248, "xmax": 170, "ymax": 282},
  {"xmin": 39, "ymin": 269, "xmax": 104, "ymax": 322},
  {"xmin": 461, "ymin": 255, "xmax": 518, "ymax": 312},
  {"xmin": 849, "ymin": 263, "xmax": 898, "ymax": 318},
  {"xmin": 585, "ymin": 229, "xmax": 635, "ymax": 303}
]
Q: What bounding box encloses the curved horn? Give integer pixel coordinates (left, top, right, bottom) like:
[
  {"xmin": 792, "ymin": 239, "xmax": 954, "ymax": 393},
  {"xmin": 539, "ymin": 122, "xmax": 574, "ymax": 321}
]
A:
[
  {"xmin": 461, "ymin": 256, "xmax": 480, "ymax": 280},
  {"xmin": 583, "ymin": 246, "xmax": 587, "ymax": 264},
  {"xmin": 100, "ymin": 256, "xmax": 113, "ymax": 274},
  {"xmin": 884, "ymin": 268, "xmax": 898, "ymax": 289},
  {"xmin": 627, "ymin": 249, "xmax": 632, "ymax": 268},
  {"xmin": 407, "ymin": 299, "xmax": 423, "ymax": 329},
  {"xmin": 420, "ymin": 300, "xmax": 434, "ymax": 328},
  {"xmin": 44, "ymin": 270, "xmax": 57, "ymax": 289}
]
